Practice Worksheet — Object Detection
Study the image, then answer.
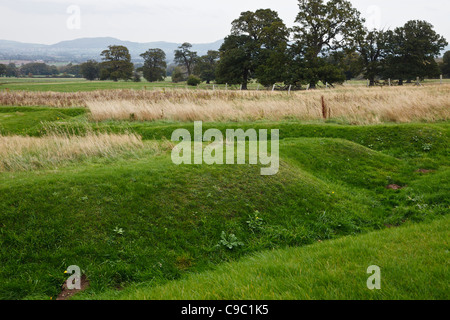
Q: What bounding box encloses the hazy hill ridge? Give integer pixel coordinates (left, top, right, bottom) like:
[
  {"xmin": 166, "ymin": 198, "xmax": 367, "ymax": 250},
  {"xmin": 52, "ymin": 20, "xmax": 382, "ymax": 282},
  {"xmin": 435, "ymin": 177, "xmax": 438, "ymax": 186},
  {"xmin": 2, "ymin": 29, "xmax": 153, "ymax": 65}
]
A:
[{"xmin": 0, "ymin": 37, "xmax": 224, "ymax": 63}]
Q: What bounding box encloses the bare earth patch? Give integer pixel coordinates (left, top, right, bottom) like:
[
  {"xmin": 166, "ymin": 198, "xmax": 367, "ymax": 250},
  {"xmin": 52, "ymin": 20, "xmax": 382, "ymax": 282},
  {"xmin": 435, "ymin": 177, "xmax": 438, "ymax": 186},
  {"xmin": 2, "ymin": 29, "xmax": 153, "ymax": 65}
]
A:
[
  {"xmin": 57, "ymin": 274, "xmax": 89, "ymax": 300},
  {"xmin": 416, "ymin": 169, "xmax": 434, "ymax": 173},
  {"xmin": 386, "ymin": 184, "xmax": 407, "ymax": 190}
]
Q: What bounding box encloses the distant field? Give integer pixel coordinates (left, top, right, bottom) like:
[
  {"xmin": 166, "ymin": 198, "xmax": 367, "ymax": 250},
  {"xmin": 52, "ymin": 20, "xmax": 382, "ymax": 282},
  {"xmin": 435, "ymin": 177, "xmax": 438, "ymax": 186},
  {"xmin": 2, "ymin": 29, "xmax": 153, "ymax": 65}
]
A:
[
  {"xmin": 0, "ymin": 77, "xmax": 261, "ymax": 92},
  {"xmin": 2, "ymin": 76, "xmax": 449, "ymax": 92}
]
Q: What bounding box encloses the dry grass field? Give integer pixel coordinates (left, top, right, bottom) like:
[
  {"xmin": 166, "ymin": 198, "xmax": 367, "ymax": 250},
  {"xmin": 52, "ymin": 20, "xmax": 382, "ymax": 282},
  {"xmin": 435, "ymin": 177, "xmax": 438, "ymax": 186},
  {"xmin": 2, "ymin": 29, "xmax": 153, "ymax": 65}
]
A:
[{"xmin": 1, "ymin": 85, "xmax": 449, "ymax": 124}]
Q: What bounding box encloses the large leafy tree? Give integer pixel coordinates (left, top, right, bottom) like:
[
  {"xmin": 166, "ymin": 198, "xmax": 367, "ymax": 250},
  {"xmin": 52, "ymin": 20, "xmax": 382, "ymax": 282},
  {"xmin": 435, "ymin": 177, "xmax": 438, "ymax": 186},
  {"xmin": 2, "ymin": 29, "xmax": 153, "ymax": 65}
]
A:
[
  {"xmin": 5, "ymin": 63, "xmax": 18, "ymax": 77},
  {"xmin": 193, "ymin": 50, "xmax": 220, "ymax": 84},
  {"xmin": 100, "ymin": 45, "xmax": 134, "ymax": 81},
  {"xmin": 174, "ymin": 43, "xmax": 198, "ymax": 76},
  {"xmin": 80, "ymin": 60, "xmax": 100, "ymax": 80},
  {"xmin": 140, "ymin": 48, "xmax": 167, "ymax": 82},
  {"xmin": 355, "ymin": 29, "xmax": 389, "ymax": 85},
  {"xmin": 441, "ymin": 51, "xmax": 450, "ymax": 78},
  {"xmin": 216, "ymin": 9, "xmax": 289, "ymax": 89},
  {"xmin": 0, "ymin": 64, "xmax": 6, "ymax": 77},
  {"xmin": 216, "ymin": 35, "xmax": 253, "ymax": 88},
  {"xmin": 384, "ymin": 20, "xmax": 447, "ymax": 84},
  {"xmin": 290, "ymin": 0, "xmax": 365, "ymax": 88},
  {"xmin": 324, "ymin": 50, "xmax": 362, "ymax": 81}
]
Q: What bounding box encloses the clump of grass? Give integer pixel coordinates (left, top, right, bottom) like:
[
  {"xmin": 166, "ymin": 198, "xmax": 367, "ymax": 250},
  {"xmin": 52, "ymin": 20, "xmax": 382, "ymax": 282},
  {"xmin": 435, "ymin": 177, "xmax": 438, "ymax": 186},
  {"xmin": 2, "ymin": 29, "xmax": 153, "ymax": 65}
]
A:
[{"xmin": 0, "ymin": 130, "xmax": 144, "ymax": 171}]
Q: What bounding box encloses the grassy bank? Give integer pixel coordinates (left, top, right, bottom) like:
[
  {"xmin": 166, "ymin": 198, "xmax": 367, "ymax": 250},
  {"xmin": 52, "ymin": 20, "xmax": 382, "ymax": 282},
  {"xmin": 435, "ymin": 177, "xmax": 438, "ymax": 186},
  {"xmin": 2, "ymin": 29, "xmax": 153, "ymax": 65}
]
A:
[{"xmin": 77, "ymin": 215, "xmax": 449, "ymax": 300}]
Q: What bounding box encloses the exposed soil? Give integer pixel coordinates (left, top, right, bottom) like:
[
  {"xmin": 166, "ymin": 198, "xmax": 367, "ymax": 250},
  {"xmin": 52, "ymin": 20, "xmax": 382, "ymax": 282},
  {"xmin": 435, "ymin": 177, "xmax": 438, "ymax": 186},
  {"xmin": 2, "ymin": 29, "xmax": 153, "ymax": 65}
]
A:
[
  {"xmin": 416, "ymin": 169, "xmax": 434, "ymax": 174},
  {"xmin": 56, "ymin": 274, "xmax": 89, "ymax": 300},
  {"xmin": 386, "ymin": 184, "xmax": 406, "ymax": 190}
]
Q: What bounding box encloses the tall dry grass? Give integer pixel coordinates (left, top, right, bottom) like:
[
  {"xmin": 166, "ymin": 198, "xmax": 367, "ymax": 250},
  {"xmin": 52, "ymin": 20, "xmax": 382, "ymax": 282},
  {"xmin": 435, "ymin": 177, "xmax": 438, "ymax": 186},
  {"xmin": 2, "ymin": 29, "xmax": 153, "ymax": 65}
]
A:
[
  {"xmin": 0, "ymin": 131, "xmax": 144, "ymax": 171},
  {"xmin": 1, "ymin": 85, "xmax": 449, "ymax": 124},
  {"xmin": 86, "ymin": 86, "xmax": 450, "ymax": 124},
  {"xmin": 0, "ymin": 89, "xmax": 276, "ymax": 108}
]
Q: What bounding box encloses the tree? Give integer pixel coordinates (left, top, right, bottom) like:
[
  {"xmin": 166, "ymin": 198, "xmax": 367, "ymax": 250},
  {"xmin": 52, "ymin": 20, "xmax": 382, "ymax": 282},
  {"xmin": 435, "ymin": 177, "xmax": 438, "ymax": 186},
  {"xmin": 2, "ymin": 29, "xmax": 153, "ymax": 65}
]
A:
[
  {"xmin": 355, "ymin": 29, "xmax": 389, "ymax": 85},
  {"xmin": 290, "ymin": 0, "xmax": 365, "ymax": 88},
  {"xmin": 174, "ymin": 43, "xmax": 198, "ymax": 76},
  {"xmin": 329, "ymin": 51, "xmax": 363, "ymax": 80},
  {"xmin": 80, "ymin": 60, "xmax": 100, "ymax": 80},
  {"xmin": 140, "ymin": 48, "xmax": 167, "ymax": 82},
  {"xmin": 216, "ymin": 9, "xmax": 289, "ymax": 89},
  {"xmin": 100, "ymin": 45, "xmax": 134, "ymax": 81},
  {"xmin": 216, "ymin": 34, "xmax": 254, "ymax": 89},
  {"xmin": 193, "ymin": 50, "xmax": 220, "ymax": 84},
  {"xmin": 384, "ymin": 20, "xmax": 447, "ymax": 84},
  {"xmin": 63, "ymin": 63, "xmax": 82, "ymax": 77},
  {"xmin": 133, "ymin": 72, "xmax": 142, "ymax": 82},
  {"xmin": 0, "ymin": 64, "xmax": 6, "ymax": 77},
  {"xmin": 20, "ymin": 63, "xmax": 58, "ymax": 76},
  {"xmin": 171, "ymin": 67, "xmax": 186, "ymax": 83},
  {"xmin": 5, "ymin": 63, "xmax": 18, "ymax": 77},
  {"xmin": 441, "ymin": 51, "xmax": 450, "ymax": 78}
]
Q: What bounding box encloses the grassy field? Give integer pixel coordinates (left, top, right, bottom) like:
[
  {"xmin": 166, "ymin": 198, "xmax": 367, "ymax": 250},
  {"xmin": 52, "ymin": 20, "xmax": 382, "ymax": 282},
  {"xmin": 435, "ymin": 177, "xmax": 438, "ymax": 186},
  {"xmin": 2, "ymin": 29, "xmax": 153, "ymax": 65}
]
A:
[
  {"xmin": 0, "ymin": 77, "xmax": 260, "ymax": 92},
  {"xmin": 2, "ymin": 77, "xmax": 449, "ymax": 92},
  {"xmin": 0, "ymin": 80, "xmax": 448, "ymax": 300}
]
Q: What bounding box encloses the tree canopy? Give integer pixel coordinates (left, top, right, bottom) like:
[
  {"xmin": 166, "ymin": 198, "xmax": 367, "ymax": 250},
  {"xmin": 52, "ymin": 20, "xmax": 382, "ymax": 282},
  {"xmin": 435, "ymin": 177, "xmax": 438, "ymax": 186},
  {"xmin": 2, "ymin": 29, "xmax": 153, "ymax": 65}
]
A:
[
  {"xmin": 140, "ymin": 48, "xmax": 167, "ymax": 82},
  {"xmin": 289, "ymin": 0, "xmax": 364, "ymax": 88},
  {"xmin": 383, "ymin": 20, "xmax": 447, "ymax": 83},
  {"xmin": 80, "ymin": 60, "xmax": 100, "ymax": 81},
  {"xmin": 100, "ymin": 45, "xmax": 134, "ymax": 81},
  {"xmin": 193, "ymin": 50, "xmax": 220, "ymax": 84},
  {"xmin": 174, "ymin": 43, "xmax": 198, "ymax": 76},
  {"xmin": 441, "ymin": 51, "xmax": 450, "ymax": 78},
  {"xmin": 216, "ymin": 9, "xmax": 289, "ymax": 89}
]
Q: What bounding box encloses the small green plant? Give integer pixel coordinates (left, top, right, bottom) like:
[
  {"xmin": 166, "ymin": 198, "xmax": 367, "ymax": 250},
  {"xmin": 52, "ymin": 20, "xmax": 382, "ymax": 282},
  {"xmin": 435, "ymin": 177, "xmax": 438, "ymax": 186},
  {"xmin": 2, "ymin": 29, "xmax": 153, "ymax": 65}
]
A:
[
  {"xmin": 217, "ymin": 231, "xmax": 243, "ymax": 250},
  {"xmin": 246, "ymin": 211, "xmax": 264, "ymax": 233},
  {"xmin": 422, "ymin": 143, "xmax": 432, "ymax": 152},
  {"xmin": 113, "ymin": 227, "xmax": 125, "ymax": 236}
]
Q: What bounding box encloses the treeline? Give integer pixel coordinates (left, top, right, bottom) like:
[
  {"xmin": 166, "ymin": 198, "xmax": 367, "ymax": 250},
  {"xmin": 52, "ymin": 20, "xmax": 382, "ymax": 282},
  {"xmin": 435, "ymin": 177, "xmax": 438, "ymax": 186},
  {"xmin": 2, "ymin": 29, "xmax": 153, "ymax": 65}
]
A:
[
  {"xmin": 0, "ymin": 62, "xmax": 82, "ymax": 78},
  {"xmin": 212, "ymin": 0, "xmax": 448, "ymax": 89},
  {"xmin": 2, "ymin": 0, "xmax": 449, "ymax": 88},
  {"xmin": 72, "ymin": 44, "xmax": 219, "ymax": 85},
  {"xmin": 83, "ymin": 0, "xmax": 448, "ymax": 88}
]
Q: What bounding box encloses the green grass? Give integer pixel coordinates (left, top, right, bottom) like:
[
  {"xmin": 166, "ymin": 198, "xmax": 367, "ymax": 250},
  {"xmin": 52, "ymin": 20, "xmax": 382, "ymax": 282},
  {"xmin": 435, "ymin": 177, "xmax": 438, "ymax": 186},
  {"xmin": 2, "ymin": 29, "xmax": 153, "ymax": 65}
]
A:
[
  {"xmin": 0, "ymin": 106, "xmax": 86, "ymax": 135},
  {"xmin": 2, "ymin": 77, "xmax": 449, "ymax": 92},
  {"xmin": 0, "ymin": 105, "xmax": 448, "ymax": 300},
  {"xmin": 77, "ymin": 216, "xmax": 449, "ymax": 300},
  {"xmin": 0, "ymin": 78, "xmax": 262, "ymax": 92}
]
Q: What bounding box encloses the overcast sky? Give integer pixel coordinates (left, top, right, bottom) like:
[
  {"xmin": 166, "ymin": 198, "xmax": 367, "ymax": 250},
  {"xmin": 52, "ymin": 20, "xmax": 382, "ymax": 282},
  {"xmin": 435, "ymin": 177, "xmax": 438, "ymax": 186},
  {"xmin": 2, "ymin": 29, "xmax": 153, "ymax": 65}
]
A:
[{"xmin": 0, "ymin": 0, "xmax": 449, "ymax": 45}]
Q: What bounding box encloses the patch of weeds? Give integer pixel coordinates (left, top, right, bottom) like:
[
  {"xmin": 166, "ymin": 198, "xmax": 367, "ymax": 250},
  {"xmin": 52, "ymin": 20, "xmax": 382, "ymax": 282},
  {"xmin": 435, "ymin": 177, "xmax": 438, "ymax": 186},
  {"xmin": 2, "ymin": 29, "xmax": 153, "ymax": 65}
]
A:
[
  {"xmin": 422, "ymin": 143, "xmax": 432, "ymax": 152},
  {"xmin": 217, "ymin": 232, "xmax": 244, "ymax": 250},
  {"xmin": 113, "ymin": 227, "xmax": 125, "ymax": 236},
  {"xmin": 246, "ymin": 211, "xmax": 264, "ymax": 233}
]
